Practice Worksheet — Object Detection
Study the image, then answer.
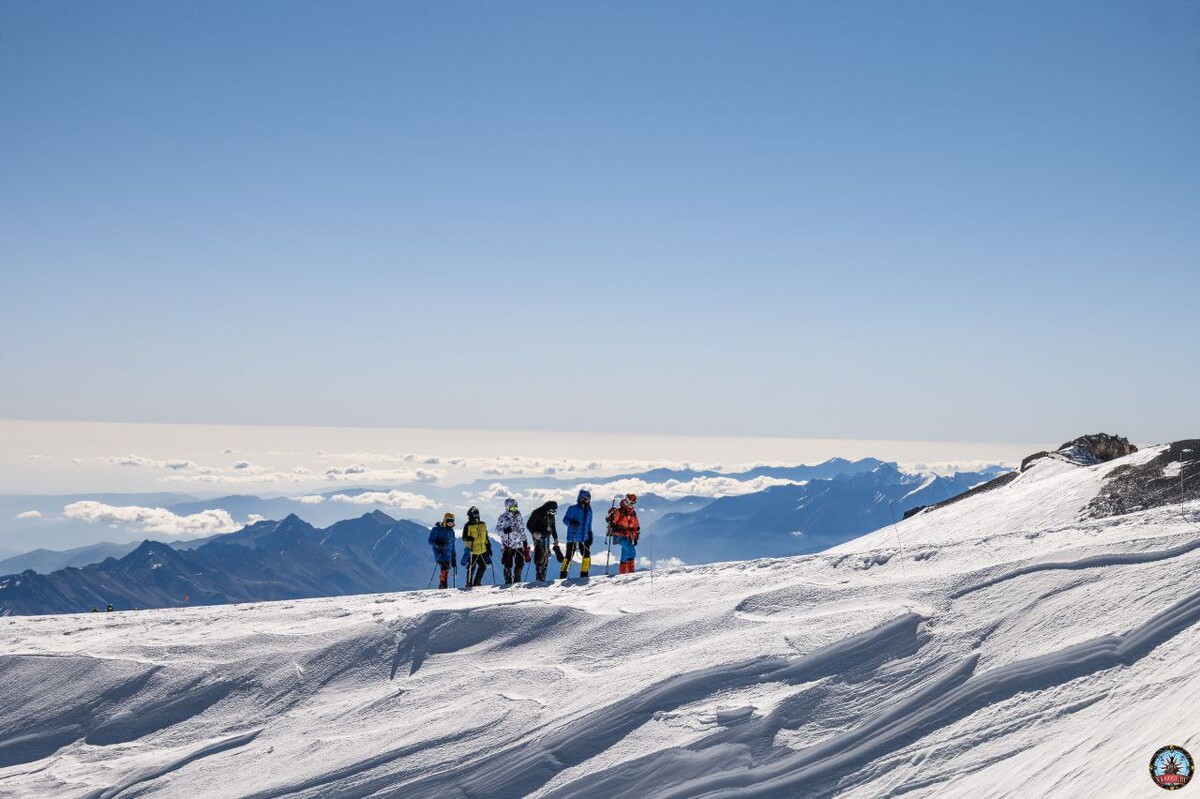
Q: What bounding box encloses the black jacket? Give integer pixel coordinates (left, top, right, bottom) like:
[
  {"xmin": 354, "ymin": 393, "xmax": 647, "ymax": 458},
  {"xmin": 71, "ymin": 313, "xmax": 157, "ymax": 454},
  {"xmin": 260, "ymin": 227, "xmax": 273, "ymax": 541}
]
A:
[{"xmin": 526, "ymin": 501, "xmax": 559, "ymax": 541}]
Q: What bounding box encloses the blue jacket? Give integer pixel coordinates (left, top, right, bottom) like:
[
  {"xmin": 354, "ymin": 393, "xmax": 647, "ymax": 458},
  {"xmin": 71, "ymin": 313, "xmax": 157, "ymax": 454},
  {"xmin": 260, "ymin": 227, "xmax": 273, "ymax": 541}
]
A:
[
  {"xmin": 562, "ymin": 503, "xmax": 593, "ymax": 543},
  {"xmin": 428, "ymin": 523, "xmax": 456, "ymax": 563}
]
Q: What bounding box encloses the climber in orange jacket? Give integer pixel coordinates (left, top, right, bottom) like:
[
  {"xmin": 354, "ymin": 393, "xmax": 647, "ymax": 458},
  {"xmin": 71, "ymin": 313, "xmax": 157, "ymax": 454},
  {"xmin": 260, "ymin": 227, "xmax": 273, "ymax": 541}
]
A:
[{"xmin": 607, "ymin": 493, "xmax": 641, "ymax": 574}]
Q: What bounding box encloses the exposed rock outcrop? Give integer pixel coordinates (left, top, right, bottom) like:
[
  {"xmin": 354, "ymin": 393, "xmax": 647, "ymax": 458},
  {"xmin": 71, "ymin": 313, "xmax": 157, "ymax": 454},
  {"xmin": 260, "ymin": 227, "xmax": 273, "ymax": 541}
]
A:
[
  {"xmin": 1020, "ymin": 433, "xmax": 1137, "ymax": 472},
  {"xmin": 909, "ymin": 433, "xmax": 1150, "ymax": 522},
  {"xmin": 1086, "ymin": 439, "xmax": 1200, "ymax": 519},
  {"xmin": 1057, "ymin": 433, "xmax": 1137, "ymax": 465}
]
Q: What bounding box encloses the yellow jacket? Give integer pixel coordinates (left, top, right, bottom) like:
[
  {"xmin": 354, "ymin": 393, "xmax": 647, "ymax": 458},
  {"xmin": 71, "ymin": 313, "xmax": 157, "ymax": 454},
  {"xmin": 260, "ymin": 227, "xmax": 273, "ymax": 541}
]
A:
[{"xmin": 463, "ymin": 520, "xmax": 490, "ymax": 555}]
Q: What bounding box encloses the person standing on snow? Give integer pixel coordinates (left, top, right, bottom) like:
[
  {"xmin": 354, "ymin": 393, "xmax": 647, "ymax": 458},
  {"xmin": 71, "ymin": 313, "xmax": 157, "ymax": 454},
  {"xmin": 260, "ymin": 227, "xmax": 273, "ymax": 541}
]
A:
[
  {"xmin": 461, "ymin": 506, "xmax": 492, "ymax": 587},
  {"xmin": 559, "ymin": 489, "xmax": 595, "ymax": 579},
  {"xmin": 427, "ymin": 512, "xmax": 457, "ymax": 589},
  {"xmin": 496, "ymin": 498, "xmax": 530, "ymax": 585},
  {"xmin": 526, "ymin": 500, "xmax": 560, "ymax": 582},
  {"xmin": 608, "ymin": 494, "xmax": 641, "ymax": 574}
]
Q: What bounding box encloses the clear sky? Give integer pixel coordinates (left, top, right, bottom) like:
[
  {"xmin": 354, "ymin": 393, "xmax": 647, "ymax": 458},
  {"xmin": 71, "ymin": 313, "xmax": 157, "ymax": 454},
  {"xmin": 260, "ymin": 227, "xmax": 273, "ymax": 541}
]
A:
[{"xmin": 2, "ymin": 1, "xmax": 1197, "ymax": 444}]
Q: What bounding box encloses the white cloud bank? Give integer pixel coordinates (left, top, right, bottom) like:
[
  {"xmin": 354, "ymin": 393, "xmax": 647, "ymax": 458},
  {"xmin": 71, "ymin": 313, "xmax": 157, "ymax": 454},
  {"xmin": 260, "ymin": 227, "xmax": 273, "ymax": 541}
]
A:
[
  {"xmin": 16, "ymin": 510, "xmax": 43, "ymax": 520},
  {"xmin": 63, "ymin": 501, "xmax": 242, "ymax": 538},
  {"xmin": 467, "ymin": 475, "xmax": 805, "ymax": 508},
  {"xmin": 327, "ymin": 491, "xmax": 438, "ymax": 510},
  {"xmin": 587, "ymin": 475, "xmax": 805, "ymax": 500},
  {"xmin": 898, "ymin": 460, "xmax": 1013, "ymax": 476},
  {"xmin": 322, "ymin": 465, "xmax": 443, "ymax": 483}
]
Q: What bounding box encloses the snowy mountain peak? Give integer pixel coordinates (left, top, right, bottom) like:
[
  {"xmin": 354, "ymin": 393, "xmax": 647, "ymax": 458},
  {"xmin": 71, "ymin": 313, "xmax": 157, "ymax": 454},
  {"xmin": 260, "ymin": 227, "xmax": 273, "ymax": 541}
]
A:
[{"xmin": 850, "ymin": 437, "xmax": 1198, "ymax": 552}]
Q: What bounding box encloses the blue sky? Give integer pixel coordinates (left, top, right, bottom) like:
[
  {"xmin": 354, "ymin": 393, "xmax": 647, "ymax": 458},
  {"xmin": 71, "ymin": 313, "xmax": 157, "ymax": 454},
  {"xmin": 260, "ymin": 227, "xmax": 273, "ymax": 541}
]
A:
[{"xmin": 2, "ymin": 1, "xmax": 1197, "ymax": 443}]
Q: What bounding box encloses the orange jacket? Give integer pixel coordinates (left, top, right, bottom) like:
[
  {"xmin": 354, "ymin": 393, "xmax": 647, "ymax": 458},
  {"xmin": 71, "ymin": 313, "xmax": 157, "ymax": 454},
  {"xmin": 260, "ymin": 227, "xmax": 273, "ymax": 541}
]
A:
[{"xmin": 609, "ymin": 505, "xmax": 640, "ymax": 541}]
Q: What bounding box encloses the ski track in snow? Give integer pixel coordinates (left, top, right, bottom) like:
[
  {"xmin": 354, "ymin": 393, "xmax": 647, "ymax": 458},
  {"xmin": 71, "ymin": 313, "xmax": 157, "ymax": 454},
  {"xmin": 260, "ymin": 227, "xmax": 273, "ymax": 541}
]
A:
[{"xmin": 1, "ymin": 452, "xmax": 1199, "ymax": 798}]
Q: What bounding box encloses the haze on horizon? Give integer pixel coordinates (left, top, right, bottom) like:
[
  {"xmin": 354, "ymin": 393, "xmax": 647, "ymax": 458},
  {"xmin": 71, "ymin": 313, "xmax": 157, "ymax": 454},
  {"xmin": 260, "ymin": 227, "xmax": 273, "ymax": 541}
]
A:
[
  {"xmin": 1, "ymin": 419, "xmax": 1042, "ymax": 496},
  {"xmin": 2, "ymin": 2, "xmax": 1197, "ymax": 447}
]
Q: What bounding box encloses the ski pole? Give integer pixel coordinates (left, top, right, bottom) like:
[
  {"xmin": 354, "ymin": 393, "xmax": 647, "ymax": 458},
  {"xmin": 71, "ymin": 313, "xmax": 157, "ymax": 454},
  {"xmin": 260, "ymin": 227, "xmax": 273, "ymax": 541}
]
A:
[{"xmin": 427, "ymin": 565, "xmax": 438, "ymax": 589}]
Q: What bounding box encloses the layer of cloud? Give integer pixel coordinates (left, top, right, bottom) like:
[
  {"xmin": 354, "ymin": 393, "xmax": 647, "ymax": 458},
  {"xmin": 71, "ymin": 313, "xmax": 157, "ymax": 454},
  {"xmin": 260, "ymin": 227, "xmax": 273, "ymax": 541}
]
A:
[
  {"xmin": 16, "ymin": 510, "xmax": 42, "ymax": 519},
  {"xmin": 467, "ymin": 483, "xmax": 564, "ymax": 507},
  {"xmin": 63, "ymin": 501, "xmax": 241, "ymax": 538},
  {"xmin": 102, "ymin": 454, "xmax": 196, "ymax": 471},
  {"xmin": 637, "ymin": 556, "xmax": 686, "ymax": 571},
  {"xmin": 464, "ymin": 475, "xmax": 804, "ymax": 508},
  {"xmin": 316, "ymin": 451, "xmax": 728, "ymax": 479},
  {"xmin": 163, "ymin": 465, "xmax": 314, "ymax": 485},
  {"xmin": 898, "ymin": 460, "xmax": 1014, "ymax": 476},
  {"xmin": 105, "ymin": 454, "xmax": 160, "ymax": 468},
  {"xmin": 327, "ymin": 491, "xmax": 438, "ymax": 510},
  {"xmin": 322, "ymin": 465, "xmax": 442, "ymax": 483},
  {"xmin": 586, "ymin": 475, "xmax": 804, "ymax": 500},
  {"xmin": 85, "ymin": 447, "xmax": 994, "ymax": 495}
]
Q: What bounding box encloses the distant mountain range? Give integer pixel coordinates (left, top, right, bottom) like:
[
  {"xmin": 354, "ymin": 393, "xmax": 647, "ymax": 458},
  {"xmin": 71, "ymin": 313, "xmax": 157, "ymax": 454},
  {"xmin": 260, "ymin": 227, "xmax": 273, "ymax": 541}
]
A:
[
  {"xmin": 0, "ymin": 511, "xmax": 434, "ymax": 616},
  {"xmin": 1, "ymin": 469, "xmax": 1010, "ymax": 616},
  {"xmin": 0, "ymin": 458, "xmax": 1017, "ymax": 615},
  {"xmin": 0, "ymin": 541, "xmax": 142, "ymax": 576},
  {"xmin": 0, "ymin": 458, "xmax": 897, "ymax": 553},
  {"xmin": 648, "ymin": 464, "xmax": 1005, "ymax": 563}
]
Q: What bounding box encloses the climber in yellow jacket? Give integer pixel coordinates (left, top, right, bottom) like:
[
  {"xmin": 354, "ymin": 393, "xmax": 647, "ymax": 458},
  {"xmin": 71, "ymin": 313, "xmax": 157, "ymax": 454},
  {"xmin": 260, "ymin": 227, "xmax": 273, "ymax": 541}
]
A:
[{"xmin": 460, "ymin": 505, "xmax": 492, "ymax": 587}]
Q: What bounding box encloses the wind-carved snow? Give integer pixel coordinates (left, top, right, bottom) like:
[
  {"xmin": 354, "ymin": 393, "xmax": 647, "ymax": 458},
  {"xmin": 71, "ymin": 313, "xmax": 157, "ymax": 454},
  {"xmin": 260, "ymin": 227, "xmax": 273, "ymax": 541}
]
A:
[{"xmin": 1, "ymin": 444, "xmax": 1198, "ymax": 797}]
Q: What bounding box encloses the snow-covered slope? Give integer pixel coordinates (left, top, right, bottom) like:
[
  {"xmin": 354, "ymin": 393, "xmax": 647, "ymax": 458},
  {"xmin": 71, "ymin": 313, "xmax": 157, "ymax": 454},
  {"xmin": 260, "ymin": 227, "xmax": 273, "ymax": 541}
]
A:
[{"xmin": 2, "ymin": 446, "xmax": 1198, "ymax": 797}]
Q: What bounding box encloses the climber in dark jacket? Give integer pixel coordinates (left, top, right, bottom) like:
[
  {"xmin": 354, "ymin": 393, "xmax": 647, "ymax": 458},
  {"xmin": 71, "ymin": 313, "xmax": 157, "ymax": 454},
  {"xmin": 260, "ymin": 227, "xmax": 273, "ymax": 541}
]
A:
[{"xmin": 526, "ymin": 500, "xmax": 559, "ymax": 581}]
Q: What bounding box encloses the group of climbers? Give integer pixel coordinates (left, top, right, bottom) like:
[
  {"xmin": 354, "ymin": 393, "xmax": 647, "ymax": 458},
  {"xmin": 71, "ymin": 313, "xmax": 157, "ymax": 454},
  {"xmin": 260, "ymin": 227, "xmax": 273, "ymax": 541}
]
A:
[{"xmin": 425, "ymin": 489, "xmax": 642, "ymax": 589}]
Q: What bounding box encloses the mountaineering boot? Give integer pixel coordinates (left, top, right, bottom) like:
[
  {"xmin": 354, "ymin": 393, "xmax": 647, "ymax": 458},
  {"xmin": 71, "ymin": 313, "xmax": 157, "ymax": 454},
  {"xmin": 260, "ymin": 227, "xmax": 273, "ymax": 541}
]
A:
[
  {"xmin": 439, "ymin": 567, "xmax": 449, "ymax": 588},
  {"xmin": 580, "ymin": 556, "xmax": 590, "ymax": 578},
  {"xmin": 625, "ymin": 559, "xmax": 635, "ymax": 574}
]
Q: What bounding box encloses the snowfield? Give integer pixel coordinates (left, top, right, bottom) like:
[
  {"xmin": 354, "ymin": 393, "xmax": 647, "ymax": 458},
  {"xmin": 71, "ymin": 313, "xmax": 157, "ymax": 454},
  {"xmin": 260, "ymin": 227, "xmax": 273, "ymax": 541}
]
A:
[{"xmin": 2, "ymin": 448, "xmax": 1199, "ymax": 798}]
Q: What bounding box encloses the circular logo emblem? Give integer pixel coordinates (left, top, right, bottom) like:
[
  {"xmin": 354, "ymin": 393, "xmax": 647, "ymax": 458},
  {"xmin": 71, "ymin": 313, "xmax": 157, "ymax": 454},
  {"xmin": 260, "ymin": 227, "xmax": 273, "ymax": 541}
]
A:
[{"xmin": 1151, "ymin": 745, "xmax": 1193, "ymax": 791}]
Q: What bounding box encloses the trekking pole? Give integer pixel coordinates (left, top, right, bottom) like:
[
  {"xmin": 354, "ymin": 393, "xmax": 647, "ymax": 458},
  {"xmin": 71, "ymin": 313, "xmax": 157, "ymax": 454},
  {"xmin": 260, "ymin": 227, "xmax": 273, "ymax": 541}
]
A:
[
  {"xmin": 887, "ymin": 501, "xmax": 908, "ymax": 580},
  {"xmin": 649, "ymin": 525, "xmax": 653, "ymax": 594},
  {"xmin": 427, "ymin": 565, "xmax": 438, "ymax": 589},
  {"xmin": 605, "ymin": 497, "xmax": 616, "ymax": 576}
]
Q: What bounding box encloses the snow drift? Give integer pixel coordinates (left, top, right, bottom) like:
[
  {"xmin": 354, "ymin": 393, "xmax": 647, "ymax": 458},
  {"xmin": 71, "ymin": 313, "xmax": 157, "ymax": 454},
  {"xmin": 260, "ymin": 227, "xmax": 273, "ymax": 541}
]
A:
[{"xmin": 1, "ymin": 442, "xmax": 1199, "ymax": 797}]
